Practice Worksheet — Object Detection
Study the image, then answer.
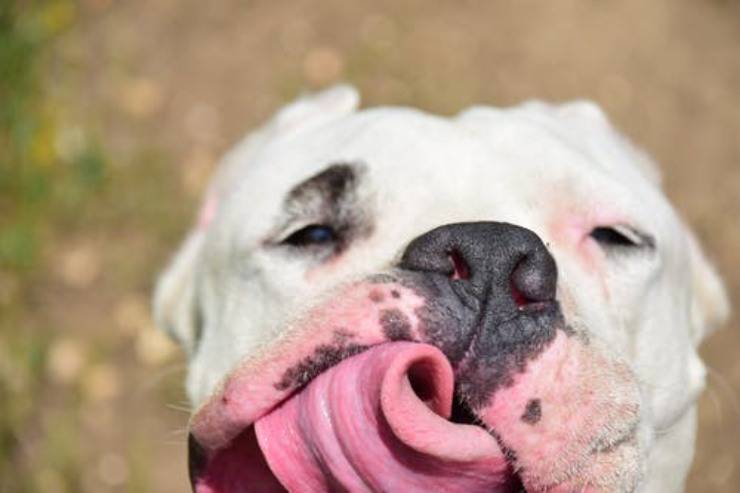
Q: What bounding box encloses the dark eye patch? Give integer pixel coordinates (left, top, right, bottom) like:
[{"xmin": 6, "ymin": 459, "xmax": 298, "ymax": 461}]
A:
[{"xmin": 267, "ymin": 162, "xmax": 373, "ymax": 260}]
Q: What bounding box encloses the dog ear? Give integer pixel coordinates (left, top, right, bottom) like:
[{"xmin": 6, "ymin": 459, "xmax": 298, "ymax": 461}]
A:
[
  {"xmin": 686, "ymin": 228, "xmax": 730, "ymax": 344},
  {"xmin": 556, "ymin": 100, "xmax": 663, "ymax": 186},
  {"xmin": 205, "ymin": 84, "xmax": 361, "ymax": 201},
  {"xmin": 153, "ymin": 85, "xmax": 361, "ymax": 353},
  {"xmin": 269, "ymin": 84, "xmax": 359, "ymax": 133},
  {"xmin": 153, "ymin": 226, "xmax": 206, "ymax": 355}
]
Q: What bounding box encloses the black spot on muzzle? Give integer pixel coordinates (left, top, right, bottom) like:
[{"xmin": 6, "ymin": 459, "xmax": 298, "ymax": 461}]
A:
[{"xmin": 521, "ymin": 398, "xmax": 542, "ymax": 424}]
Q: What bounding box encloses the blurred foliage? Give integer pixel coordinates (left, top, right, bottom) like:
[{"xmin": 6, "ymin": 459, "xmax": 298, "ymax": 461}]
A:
[
  {"xmin": 0, "ymin": 0, "xmax": 105, "ymax": 273},
  {"xmin": 0, "ymin": 1, "xmax": 191, "ymax": 489},
  {"xmin": 0, "ymin": 2, "xmax": 107, "ymax": 491}
]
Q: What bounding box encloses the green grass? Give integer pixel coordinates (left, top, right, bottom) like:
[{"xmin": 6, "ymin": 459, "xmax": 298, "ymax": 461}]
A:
[{"xmin": 0, "ymin": 2, "xmax": 109, "ymax": 491}]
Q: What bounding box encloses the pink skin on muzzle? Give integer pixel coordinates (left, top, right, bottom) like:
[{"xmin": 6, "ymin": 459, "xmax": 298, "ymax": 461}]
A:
[{"xmin": 189, "ymin": 281, "xmax": 642, "ymax": 492}]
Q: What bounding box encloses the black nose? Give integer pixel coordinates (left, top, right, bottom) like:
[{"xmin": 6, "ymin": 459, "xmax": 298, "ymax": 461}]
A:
[{"xmin": 399, "ymin": 222, "xmax": 557, "ymax": 308}]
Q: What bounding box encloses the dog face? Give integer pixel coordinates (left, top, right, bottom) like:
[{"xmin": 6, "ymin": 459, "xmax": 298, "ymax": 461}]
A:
[{"xmin": 155, "ymin": 86, "xmax": 728, "ymax": 492}]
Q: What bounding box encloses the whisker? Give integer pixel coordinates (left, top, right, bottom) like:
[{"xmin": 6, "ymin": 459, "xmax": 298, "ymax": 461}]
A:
[
  {"xmin": 135, "ymin": 363, "xmax": 188, "ymax": 393},
  {"xmin": 705, "ymin": 365, "xmax": 740, "ymax": 417},
  {"xmin": 705, "ymin": 386, "xmax": 725, "ymax": 427},
  {"xmin": 168, "ymin": 427, "xmax": 191, "ymax": 437},
  {"xmin": 166, "ymin": 402, "xmax": 193, "ymax": 414}
]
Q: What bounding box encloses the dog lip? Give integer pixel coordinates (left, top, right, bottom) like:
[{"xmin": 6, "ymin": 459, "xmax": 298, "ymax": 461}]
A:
[{"xmin": 188, "ymin": 433, "xmax": 208, "ymax": 488}]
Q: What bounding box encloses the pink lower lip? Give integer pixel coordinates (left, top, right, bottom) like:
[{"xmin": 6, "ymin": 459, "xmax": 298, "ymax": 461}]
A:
[{"xmin": 193, "ymin": 342, "xmax": 516, "ymax": 492}]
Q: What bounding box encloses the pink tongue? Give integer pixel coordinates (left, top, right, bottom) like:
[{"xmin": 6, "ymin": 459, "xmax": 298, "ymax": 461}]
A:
[{"xmin": 254, "ymin": 342, "xmax": 512, "ymax": 492}]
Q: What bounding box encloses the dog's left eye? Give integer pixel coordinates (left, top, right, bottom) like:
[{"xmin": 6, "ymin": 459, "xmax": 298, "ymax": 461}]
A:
[
  {"xmin": 590, "ymin": 225, "xmax": 654, "ymax": 250},
  {"xmin": 281, "ymin": 224, "xmax": 338, "ymax": 247}
]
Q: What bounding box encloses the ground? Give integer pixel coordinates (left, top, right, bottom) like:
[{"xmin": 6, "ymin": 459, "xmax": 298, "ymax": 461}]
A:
[{"xmin": 1, "ymin": 1, "xmax": 738, "ymax": 491}]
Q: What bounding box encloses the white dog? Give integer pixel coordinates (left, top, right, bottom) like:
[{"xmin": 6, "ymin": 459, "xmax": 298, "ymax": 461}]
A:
[{"xmin": 155, "ymin": 86, "xmax": 729, "ymax": 492}]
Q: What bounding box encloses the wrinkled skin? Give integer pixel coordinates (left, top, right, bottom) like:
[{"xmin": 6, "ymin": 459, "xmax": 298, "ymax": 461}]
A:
[{"xmin": 154, "ymin": 86, "xmax": 729, "ymax": 492}]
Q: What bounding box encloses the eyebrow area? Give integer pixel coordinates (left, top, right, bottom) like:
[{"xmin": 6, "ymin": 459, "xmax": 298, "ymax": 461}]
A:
[
  {"xmin": 285, "ymin": 163, "xmax": 360, "ymax": 215},
  {"xmin": 272, "ymin": 161, "xmax": 372, "ymax": 255}
]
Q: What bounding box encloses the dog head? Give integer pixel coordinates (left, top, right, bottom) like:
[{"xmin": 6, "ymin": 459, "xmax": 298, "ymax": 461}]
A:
[{"xmin": 155, "ymin": 86, "xmax": 728, "ymax": 491}]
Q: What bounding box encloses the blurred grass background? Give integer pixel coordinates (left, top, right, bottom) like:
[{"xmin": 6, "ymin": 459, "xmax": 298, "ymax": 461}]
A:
[
  {"xmin": 0, "ymin": 0, "xmax": 738, "ymax": 492},
  {"xmin": 1, "ymin": 2, "xmax": 188, "ymax": 491}
]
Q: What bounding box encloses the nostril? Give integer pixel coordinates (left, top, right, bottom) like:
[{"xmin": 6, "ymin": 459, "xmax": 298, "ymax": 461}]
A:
[
  {"xmin": 447, "ymin": 249, "xmax": 470, "ymax": 280},
  {"xmin": 510, "ymin": 258, "xmax": 535, "ymax": 307},
  {"xmin": 510, "ymin": 280, "xmax": 532, "ymax": 308},
  {"xmin": 510, "ymin": 254, "xmax": 557, "ymax": 307}
]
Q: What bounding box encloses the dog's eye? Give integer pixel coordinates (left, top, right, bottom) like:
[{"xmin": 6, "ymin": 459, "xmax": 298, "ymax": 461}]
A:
[
  {"xmin": 282, "ymin": 224, "xmax": 337, "ymax": 247},
  {"xmin": 590, "ymin": 225, "xmax": 654, "ymax": 249}
]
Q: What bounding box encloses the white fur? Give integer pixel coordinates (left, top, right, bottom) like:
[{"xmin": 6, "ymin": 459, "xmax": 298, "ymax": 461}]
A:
[{"xmin": 154, "ymin": 85, "xmax": 728, "ymax": 492}]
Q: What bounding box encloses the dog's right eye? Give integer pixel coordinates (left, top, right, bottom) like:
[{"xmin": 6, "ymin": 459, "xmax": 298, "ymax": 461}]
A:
[{"xmin": 281, "ymin": 224, "xmax": 338, "ymax": 247}]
